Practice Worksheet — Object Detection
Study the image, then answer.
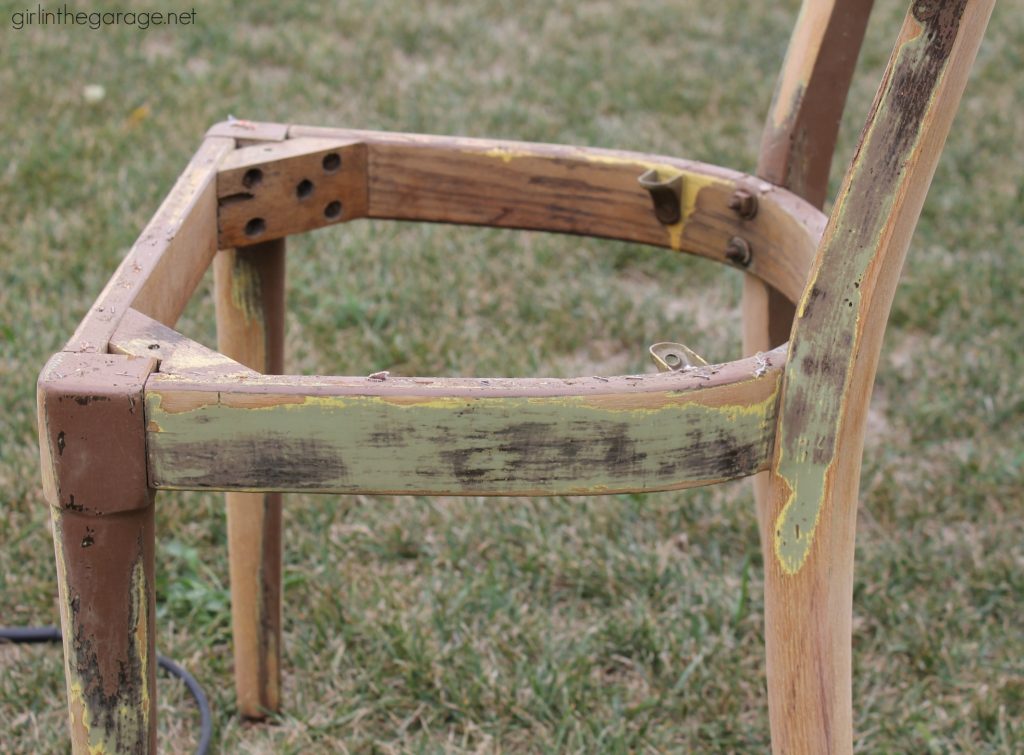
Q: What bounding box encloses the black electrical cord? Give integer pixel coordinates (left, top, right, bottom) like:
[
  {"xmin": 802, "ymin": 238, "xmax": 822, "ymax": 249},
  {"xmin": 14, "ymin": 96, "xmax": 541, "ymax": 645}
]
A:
[{"xmin": 0, "ymin": 625, "xmax": 212, "ymax": 755}]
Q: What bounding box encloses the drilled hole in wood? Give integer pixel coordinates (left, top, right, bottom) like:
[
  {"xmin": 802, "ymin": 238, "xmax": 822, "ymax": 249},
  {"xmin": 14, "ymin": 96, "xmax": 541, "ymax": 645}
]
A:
[
  {"xmin": 324, "ymin": 201, "xmax": 342, "ymax": 220},
  {"xmin": 242, "ymin": 168, "xmax": 263, "ymax": 188},
  {"xmin": 322, "ymin": 153, "xmax": 341, "ymax": 172},
  {"xmin": 244, "ymin": 217, "xmax": 267, "ymax": 237},
  {"xmin": 296, "ymin": 179, "xmax": 314, "ymax": 199}
]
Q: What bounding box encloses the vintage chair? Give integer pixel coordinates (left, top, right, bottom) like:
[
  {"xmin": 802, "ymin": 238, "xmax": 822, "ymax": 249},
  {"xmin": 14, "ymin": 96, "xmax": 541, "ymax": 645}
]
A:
[{"xmin": 37, "ymin": 1, "xmax": 994, "ymax": 752}]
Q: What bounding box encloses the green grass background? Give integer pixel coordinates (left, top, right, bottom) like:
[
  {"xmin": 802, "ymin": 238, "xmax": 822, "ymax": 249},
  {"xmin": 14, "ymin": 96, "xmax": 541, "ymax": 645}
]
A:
[{"xmin": 1, "ymin": 0, "xmax": 1022, "ymax": 752}]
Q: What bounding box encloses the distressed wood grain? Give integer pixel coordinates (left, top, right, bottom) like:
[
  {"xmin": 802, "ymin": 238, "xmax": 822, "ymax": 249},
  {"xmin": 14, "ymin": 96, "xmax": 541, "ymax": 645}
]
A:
[
  {"xmin": 110, "ymin": 308, "xmax": 253, "ymax": 379},
  {"xmin": 145, "ymin": 349, "xmax": 786, "ymax": 496},
  {"xmin": 744, "ymin": 0, "xmax": 875, "ymax": 363},
  {"xmin": 67, "ymin": 137, "xmax": 233, "ymax": 353},
  {"xmin": 38, "ymin": 353, "xmax": 158, "ymax": 754},
  {"xmin": 760, "ymin": 2, "xmax": 995, "ymax": 752},
  {"xmin": 287, "ymin": 126, "xmax": 824, "ymax": 303},
  {"xmin": 214, "ymin": 240, "xmax": 286, "ymax": 719},
  {"xmin": 217, "ymin": 138, "xmax": 369, "ymax": 248}
]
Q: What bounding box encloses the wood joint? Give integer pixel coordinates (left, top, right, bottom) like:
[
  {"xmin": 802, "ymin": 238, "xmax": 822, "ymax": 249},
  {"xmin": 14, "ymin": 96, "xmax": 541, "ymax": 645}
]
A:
[
  {"xmin": 217, "ymin": 138, "xmax": 368, "ymax": 248},
  {"xmin": 38, "ymin": 352, "xmax": 156, "ymax": 516}
]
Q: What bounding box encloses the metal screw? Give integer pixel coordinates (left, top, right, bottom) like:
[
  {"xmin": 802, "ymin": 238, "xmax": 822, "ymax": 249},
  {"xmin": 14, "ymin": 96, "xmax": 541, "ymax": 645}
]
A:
[
  {"xmin": 728, "ymin": 189, "xmax": 758, "ymax": 220},
  {"xmin": 725, "ymin": 236, "xmax": 752, "ymax": 267}
]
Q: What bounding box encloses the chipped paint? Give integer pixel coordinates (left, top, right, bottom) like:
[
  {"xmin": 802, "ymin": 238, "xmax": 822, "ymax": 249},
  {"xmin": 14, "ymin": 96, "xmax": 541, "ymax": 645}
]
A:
[
  {"xmin": 482, "ymin": 146, "xmax": 534, "ymax": 163},
  {"xmin": 475, "ymin": 145, "xmax": 729, "ymax": 250},
  {"xmin": 228, "ymin": 252, "xmax": 263, "ymax": 327},
  {"xmin": 51, "ymin": 507, "xmax": 153, "ymax": 754},
  {"xmin": 131, "ymin": 555, "xmax": 151, "ymax": 740},
  {"xmin": 771, "ymin": 0, "xmax": 986, "ymax": 574},
  {"xmin": 146, "ymin": 376, "xmax": 780, "ymax": 494}
]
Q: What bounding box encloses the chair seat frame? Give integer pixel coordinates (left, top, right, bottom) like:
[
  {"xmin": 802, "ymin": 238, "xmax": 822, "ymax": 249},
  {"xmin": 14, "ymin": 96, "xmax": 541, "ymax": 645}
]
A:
[{"xmin": 37, "ymin": 1, "xmax": 994, "ymax": 752}]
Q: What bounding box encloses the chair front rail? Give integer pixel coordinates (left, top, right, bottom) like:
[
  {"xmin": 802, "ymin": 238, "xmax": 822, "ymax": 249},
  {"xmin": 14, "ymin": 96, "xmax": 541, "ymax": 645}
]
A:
[{"xmin": 142, "ymin": 348, "xmax": 787, "ymax": 496}]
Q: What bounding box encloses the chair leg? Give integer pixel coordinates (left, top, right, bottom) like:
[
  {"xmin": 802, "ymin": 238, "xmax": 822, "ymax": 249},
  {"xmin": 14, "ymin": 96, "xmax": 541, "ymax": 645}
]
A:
[
  {"xmin": 744, "ymin": 261, "xmax": 851, "ymax": 755},
  {"xmin": 51, "ymin": 505, "xmax": 158, "ymax": 753},
  {"xmin": 758, "ymin": 436, "xmax": 862, "ymax": 755},
  {"xmin": 38, "ymin": 353, "xmax": 158, "ymax": 754},
  {"xmin": 214, "ymin": 239, "xmax": 286, "ymax": 718}
]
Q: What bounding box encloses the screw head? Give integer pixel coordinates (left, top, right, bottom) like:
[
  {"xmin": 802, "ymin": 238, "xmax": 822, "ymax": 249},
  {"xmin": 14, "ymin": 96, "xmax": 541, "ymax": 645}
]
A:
[
  {"xmin": 725, "ymin": 236, "xmax": 752, "ymax": 267},
  {"xmin": 728, "ymin": 189, "xmax": 758, "ymax": 220}
]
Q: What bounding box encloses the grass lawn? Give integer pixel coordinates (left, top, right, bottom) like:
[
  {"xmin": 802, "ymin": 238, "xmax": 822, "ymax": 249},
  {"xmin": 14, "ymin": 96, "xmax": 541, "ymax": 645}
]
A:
[{"xmin": 1, "ymin": 0, "xmax": 1022, "ymax": 752}]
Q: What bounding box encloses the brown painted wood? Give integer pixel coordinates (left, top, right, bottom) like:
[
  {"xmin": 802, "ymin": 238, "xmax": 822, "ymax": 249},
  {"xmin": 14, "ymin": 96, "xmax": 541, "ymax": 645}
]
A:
[
  {"xmin": 67, "ymin": 137, "xmax": 233, "ymax": 354},
  {"xmin": 214, "ymin": 239, "xmax": 287, "ymax": 719},
  {"xmin": 38, "ymin": 352, "xmax": 158, "ymax": 754},
  {"xmin": 760, "ymin": 3, "xmax": 995, "ymax": 752}
]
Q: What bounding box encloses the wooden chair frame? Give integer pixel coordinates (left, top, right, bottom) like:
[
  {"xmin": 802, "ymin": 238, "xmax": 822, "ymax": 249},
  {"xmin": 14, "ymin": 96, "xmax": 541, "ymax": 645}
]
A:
[{"xmin": 37, "ymin": 1, "xmax": 994, "ymax": 752}]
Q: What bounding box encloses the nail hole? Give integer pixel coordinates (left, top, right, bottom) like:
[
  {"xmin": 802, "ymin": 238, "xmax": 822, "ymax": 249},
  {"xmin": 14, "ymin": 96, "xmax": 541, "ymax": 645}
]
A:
[
  {"xmin": 322, "ymin": 153, "xmax": 341, "ymax": 172},
  {"xmin": 244, "ymin": 217, "xmax": 266, "ymax": 237},
  {"xmin": 324, "ymin": 201, "xmax": 342, "ymax": 220},
  {"xmin": 242, "ymin": 168, "xmax": 263, "ymax": 188},
  {"xmin": 296, "ymin": 179, "xmax": 314, "ymax": 199},
  {"xmin": 147, "ymin": 343, "xmax": 160, "ymax": 350},
  {"xmin": 665, "ymin": 353, "xmax": 681, "ymax": 366}
]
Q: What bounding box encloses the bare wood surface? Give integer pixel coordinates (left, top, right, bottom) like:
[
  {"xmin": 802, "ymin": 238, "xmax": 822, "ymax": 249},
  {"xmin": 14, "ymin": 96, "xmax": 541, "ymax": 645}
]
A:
[
  {"xmin": 759, "ymin": 0, "xmax": 875, "ymax": 208},
  {"xmin": 286, "ymin": 126, "xmax": 824, "ymax": 303},
  {"xmin": 217, "ymin": 139, "xmax": 369, "ymax": 248},
  {"xmin": 214, "ymin": 239, "xmax": 287, "ymax": 718},
  {"xmin": 110, "ymin": 308, "xmax": 253, "ymax": 378},
  {"xmin": 761, "ymin": 3, "xmax": 995, "ymax": 752},
  {"xmin": 744, "ymin": 0, "xmax": 875, "ymax": 364},
  {"xmin": 67, "ymin": 137, "xmax": 233, "ymax": 354},
  {"xmin": 205, "ymin": 119, "xmax": 290, "ymax": 144},
  {"xmin": 745, "ymin": 0, "xmax": 874, "ymax": 591}
]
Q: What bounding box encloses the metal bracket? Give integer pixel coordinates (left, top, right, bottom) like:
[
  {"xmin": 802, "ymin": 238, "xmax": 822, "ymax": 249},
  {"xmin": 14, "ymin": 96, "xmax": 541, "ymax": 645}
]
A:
[
  {"xmin": 638, "ymin": 169, "xmax": 683, "ymax": 225},
  {"xmin": 649, "ymin": 341, "xmax": 708, "ymax": 372}
]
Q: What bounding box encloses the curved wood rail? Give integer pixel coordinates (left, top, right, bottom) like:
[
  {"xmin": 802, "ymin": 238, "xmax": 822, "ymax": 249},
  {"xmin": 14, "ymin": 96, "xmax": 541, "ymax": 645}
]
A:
[
  {"xmin": 144, "ymin": 345, "xmax": 786, "ymax": 496},
  {"xmin": 130, "ymin": 129, "xmax": 832, "ymax": 497},
  {"xmin": 119, "ymin": 129, "xmax": 827, "ymax": 495},
  {"xmin": 221, "ymin": 129, "xmax": 825, "ymax": 304}
]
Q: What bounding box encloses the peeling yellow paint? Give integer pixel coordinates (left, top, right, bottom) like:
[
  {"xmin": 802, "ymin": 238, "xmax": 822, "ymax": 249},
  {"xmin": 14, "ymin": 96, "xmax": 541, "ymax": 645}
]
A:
[
  {"xmin": 131, "ymin": 556, "xmax": 150, "ymax": 741},
  {"xmin": 474, "ymin": 145, "xmax": 729, "ymax": 251},
  {"xmin": 52, "ymin": 510, "xmax": 94, "ymax": 751},
  {"xmin": 229, "ymin": 253, "xmax": 263, "ymax": 327},
  {"xmin": 482, "ymin": 146, "xmax": 534, "ymax": 163}
]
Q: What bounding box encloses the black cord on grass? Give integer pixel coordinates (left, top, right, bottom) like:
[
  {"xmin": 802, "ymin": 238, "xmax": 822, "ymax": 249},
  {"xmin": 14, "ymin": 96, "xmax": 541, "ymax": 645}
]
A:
[{"xmin": 0, "ymin": 625, "xmax": 212, "ymax": 755}]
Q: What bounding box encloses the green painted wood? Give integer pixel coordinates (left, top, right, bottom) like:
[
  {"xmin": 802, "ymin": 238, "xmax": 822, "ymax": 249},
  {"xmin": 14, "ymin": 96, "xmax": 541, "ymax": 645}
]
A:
[
  {"xmin": 770, "ymin": 0, "xmax": 996, "ymax": 574},
  {"xmin": 145, "ymin": 362, "xmax": 783, "ymax": 496}
]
